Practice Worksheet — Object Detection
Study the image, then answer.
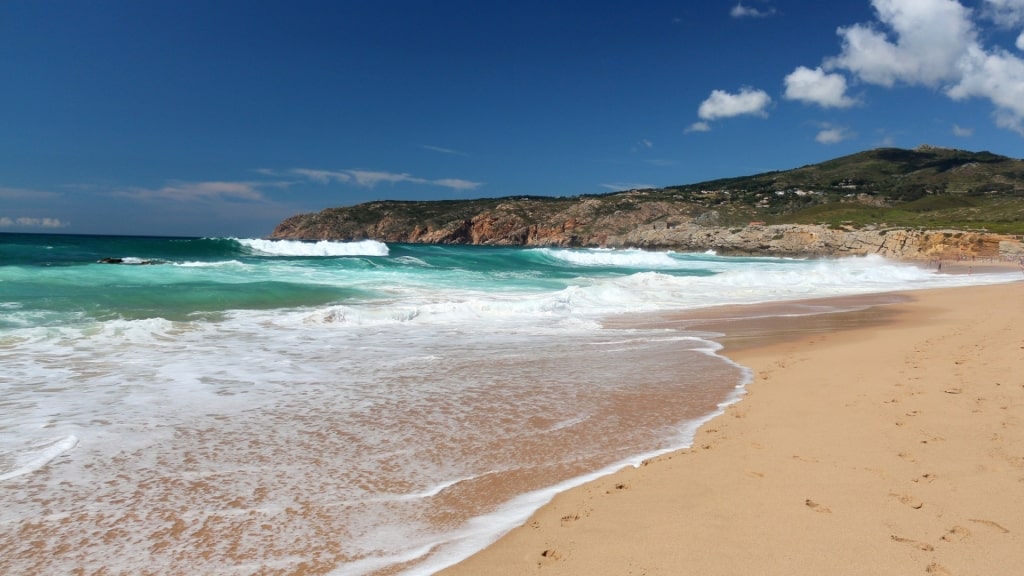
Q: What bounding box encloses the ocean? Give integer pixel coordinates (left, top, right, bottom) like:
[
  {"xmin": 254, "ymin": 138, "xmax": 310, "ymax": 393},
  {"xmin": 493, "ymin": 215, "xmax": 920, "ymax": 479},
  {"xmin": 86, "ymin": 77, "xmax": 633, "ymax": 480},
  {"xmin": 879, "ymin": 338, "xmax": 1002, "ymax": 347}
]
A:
[{"xmin": 1, "ymin": 233, "xmax": 1017, "ymax": 575}]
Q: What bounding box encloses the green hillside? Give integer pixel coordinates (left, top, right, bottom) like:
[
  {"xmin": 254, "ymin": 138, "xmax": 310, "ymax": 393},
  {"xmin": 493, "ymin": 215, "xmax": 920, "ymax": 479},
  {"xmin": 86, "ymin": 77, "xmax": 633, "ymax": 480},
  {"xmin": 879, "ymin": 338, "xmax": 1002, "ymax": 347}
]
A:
[{"xmin": 646, "ymin": 145, "xmax": 1024, "ymax": 232}]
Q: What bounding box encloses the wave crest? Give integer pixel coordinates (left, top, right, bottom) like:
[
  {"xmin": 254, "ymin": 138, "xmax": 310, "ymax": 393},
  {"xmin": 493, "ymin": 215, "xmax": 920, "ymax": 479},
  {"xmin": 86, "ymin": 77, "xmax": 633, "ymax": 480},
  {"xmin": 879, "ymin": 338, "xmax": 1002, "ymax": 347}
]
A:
[{"xmin": 237, "ymin": 238, "xmax": 389, "ymax": 257}]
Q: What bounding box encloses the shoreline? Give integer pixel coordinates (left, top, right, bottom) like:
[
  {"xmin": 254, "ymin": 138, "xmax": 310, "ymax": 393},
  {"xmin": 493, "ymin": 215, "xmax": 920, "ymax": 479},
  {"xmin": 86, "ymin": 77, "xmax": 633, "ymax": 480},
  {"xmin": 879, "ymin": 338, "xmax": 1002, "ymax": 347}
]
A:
[{"xmin": 438, "ymin": 280, "xmax": 1024, "ymax": 576}]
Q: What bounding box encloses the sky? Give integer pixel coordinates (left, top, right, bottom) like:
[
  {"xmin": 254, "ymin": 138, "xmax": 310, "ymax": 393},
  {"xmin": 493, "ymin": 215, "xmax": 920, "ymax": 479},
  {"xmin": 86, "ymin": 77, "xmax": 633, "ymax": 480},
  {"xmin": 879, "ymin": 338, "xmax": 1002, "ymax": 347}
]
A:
[{"xmin": 3, "ymin": 0, "xmax": 1024, "ymax": 238}]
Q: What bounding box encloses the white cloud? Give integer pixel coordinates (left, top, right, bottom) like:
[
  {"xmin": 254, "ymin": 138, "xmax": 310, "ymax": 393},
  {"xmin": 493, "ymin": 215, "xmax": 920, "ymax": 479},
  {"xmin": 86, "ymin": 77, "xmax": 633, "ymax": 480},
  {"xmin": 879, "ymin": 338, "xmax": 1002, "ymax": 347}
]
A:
[
  {"xmin": 826, "ymin": 0, "xmax": 977, "ymax": 88},
  {"xmin": 815, "ymin": 125, "xmax": 852, "ymax": 144},
  {"xmin": 697, "ymin": 87, "xmax": 772, "ymax": 120},
  {"xmin": 952, "ymin": 123, "xmax": 974, "ymax": 136},
  {"xmin": 686, "ymin": 121, "xmax": 711, "ymax": 133},
  {"xmin": 784, "ymin": 66, "xmax": 858, "ymax": 108},
  {"xmin": 948, "ymin": 44, "xmax": 1024, "ymax": 134},
  {"xmin": 1018, "ymin": 31, "xmax": 1024, "ymax": 50},
  {"xmin": 0, "ymin": 216, "xmax": 69, "ymax": 228},
  {"xmin": 730, "ymin": 2, "xmax": 775, "ymax": 18},
  {"xmin": 821, "ymin": 0, "xmax": 1024, "ymax": 135},
  {"xmin": 983, "ymin": 0, "xmax": 1024, "ymax": 27}
]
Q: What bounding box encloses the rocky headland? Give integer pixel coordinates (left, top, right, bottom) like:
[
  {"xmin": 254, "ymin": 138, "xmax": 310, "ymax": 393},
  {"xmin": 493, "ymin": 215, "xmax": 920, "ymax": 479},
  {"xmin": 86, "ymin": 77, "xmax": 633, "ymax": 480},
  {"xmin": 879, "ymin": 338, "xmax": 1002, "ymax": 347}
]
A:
[{"xmin": 270, "ymin": 146, "xmax": 1024, "ymax": 260}]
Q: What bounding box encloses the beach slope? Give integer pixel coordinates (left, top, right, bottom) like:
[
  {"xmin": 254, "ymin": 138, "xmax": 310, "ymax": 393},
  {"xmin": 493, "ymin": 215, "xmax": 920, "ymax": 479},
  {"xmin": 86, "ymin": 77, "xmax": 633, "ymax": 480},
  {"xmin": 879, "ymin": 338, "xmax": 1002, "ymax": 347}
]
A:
[{"xmin": 440, "ymin": 282, "xmax": 1024, "ymax": 576}]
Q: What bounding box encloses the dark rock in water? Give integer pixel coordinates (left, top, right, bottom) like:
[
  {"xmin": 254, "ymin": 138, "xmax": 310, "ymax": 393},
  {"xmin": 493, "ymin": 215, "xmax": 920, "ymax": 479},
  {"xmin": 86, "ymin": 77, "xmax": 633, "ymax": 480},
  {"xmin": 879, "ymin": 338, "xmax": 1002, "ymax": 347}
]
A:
[{"xmin": 98, "ymin": 257, "xmax": 159, "ymax": 265}]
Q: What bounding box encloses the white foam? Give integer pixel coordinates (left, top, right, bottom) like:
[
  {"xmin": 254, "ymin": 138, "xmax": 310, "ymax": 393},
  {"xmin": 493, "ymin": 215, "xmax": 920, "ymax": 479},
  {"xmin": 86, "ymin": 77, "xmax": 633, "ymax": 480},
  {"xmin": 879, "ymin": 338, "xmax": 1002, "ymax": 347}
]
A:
[
  {"xmin": 537, "ymin": 247, "xmax": 683, "ymax": 268},
  {"xmin": 0, "ymin": 435, "xmax": 78, "ymax": 481},
  {"xmin": 237, "ymin": 238, "xmax": 390, "ymax": 257}
]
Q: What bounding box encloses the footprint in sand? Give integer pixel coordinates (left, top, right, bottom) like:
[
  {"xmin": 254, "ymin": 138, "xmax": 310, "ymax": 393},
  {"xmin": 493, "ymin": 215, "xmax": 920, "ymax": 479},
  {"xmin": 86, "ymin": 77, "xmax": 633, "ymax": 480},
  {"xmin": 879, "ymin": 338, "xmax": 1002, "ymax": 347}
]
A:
[
  {"xmin": 926, "ymin": 562, "xmax": 952, "ymax": 575},
  {"xmin": 538, "ymin": 549, "xmax": 563, "ymax": 565},
  {"xmin": 891, "ymin": 492, "xmax": 924, "ymax": 509},
  {"xmin": 969, "ymin": 518, "xmax": 1010, "ymax": 533},
  {"xmin": 890, "ymin": 535, "xmax": 934, "ymax": 551},
  {"xmin": 805, "ymin": 499, "xmax": 832, "ymax": 513},
  {"xmin": 941, "ymin": 525, "xmax": 971, "ymax": 542},
  {"xmin": 911, "ymin": 473, "xmax": 936, "ymax": 484}
]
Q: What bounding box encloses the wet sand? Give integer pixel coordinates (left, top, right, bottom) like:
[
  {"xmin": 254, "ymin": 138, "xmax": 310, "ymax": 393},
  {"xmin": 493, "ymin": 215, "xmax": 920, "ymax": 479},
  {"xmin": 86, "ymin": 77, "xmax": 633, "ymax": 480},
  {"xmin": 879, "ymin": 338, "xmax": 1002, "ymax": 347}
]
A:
[{"xmin": 439, "ymin": 281, "xmax": 1024, "ymax": 576}]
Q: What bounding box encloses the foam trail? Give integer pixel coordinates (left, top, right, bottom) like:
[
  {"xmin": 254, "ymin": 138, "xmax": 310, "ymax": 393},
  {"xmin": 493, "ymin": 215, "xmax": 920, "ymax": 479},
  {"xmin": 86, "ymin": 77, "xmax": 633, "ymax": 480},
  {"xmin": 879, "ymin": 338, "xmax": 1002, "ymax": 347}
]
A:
[{"xmin": 0, "ymin": 435, "xmax": 79, "ymax": 481}]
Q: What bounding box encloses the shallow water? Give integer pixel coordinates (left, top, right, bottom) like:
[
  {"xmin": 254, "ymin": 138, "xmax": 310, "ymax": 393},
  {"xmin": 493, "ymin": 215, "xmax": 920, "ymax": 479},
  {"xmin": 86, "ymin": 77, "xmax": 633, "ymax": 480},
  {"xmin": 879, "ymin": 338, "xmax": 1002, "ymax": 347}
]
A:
[{"xmin": 1, "ymin": 233, "xmax": 1017, "ymax": 575}]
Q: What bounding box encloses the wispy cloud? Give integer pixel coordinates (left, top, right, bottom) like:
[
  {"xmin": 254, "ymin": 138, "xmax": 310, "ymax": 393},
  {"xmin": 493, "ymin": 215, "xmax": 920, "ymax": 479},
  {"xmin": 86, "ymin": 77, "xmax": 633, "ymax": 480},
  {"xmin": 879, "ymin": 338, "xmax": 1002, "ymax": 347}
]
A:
[
  {"xmin": 115, "ymin": 181, "xmax": 266, "ymax": 202},
  {"xmin": 420, "ymin": 144, "xmax": 469, "ymax": 156},
  {"xmin": 601, "ymin": 182, "xmax": 656, "ymax": 191},
  {"xmin": 0, "ymin": 186, "xmax": 61, "ymax": 200},
  {"xmin": 0, "ymin": 216, "xmax": 69, "ymax": 228},
  {"xmin": 432, "ymin": 178, "xmax": 483, "ymax": 191},
  {"xmin": 289, "ymin": 169, "xmax": 352, "ymax": 184},
  {"xmin": 730, "ymin": 1, "xmax": 776, "ymax": 18},
  {"xmin": 686, "ymin": 121, "xmax": 712, "ymax": 133},
  {"xmin": 287, "ymin": 168, "xmax": 483, "ymax": 191},
  {"xmin": 952, "ymin": 123, "xmax": 974, "ymax": 137}
]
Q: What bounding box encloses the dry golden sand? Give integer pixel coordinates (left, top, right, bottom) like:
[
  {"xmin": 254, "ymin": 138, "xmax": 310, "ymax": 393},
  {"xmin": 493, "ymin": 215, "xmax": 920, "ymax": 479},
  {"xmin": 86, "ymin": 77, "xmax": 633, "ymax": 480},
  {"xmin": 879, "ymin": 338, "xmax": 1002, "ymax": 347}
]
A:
[{"xmin": 439, "ymin": 281, "xmax": 1024, "ymax": 576}]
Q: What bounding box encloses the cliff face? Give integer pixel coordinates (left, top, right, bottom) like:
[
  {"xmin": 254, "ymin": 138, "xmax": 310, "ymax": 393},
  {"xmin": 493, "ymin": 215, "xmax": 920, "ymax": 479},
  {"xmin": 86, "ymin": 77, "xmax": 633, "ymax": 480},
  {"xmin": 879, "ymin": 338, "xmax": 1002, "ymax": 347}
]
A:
[
  {"xmin": 271, "ymin": 202, "xmax": 1024, "ymax": 260},
  {"xmin": 622, "ymin": 223, "xmax": 1021, "ymax": 260}
]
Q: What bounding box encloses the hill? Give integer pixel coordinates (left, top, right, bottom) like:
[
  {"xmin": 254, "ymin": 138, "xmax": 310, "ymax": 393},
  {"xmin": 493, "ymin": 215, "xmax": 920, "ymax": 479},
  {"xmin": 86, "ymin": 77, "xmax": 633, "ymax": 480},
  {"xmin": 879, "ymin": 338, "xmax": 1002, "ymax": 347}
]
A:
[{"xmin": 271, "ymin": 146, "xmax": 1024, "ymax": 258}]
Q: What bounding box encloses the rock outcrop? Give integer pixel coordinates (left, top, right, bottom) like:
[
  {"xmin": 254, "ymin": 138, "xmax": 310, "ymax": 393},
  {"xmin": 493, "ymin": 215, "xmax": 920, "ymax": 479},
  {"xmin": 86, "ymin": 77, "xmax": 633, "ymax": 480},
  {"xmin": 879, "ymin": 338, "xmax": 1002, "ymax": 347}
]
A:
[{"xmin": 621, "ymin": 224, "xmax": 1021, "ymax": 260}]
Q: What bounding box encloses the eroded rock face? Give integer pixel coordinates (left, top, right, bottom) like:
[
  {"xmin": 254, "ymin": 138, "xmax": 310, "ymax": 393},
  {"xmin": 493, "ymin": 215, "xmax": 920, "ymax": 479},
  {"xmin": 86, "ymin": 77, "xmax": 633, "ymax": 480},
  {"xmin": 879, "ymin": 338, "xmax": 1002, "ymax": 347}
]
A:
[
  {"xmin": 619, "ymin": 224, "xmax": 1014, "ymax": 259},
  {"xmin": 271, "ymin": 207, "xmax": 1022, "ymax": 260}
]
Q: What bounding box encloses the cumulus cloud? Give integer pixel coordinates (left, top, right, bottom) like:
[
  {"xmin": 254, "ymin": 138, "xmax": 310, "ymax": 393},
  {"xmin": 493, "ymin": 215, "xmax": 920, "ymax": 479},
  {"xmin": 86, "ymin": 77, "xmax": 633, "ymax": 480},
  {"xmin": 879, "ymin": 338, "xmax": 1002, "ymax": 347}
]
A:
[
  {"xmin": 826, "ymin": 0, "xmax": 977, "ymax": 88},
  {"xmin": 697, "ymin": 87, "xmax": 772, "ymax": 120},
  {"xmin": 730, "ymin": 2, "xmax": 776, "ymax": 18},
  {"xmin": 947, "ymin": 44, "xmax": 1024, "ymax": 133},
  {"xmin": 0, "ymin": 216, "xmax": 69, "ymax": 228},
  {"xmin": 784, "ymin": 66, "xmax": 859, "ymax": 108},
  {"xmin": 822, "ymin": 0, "xmax": 1024, "ymax": 135}
]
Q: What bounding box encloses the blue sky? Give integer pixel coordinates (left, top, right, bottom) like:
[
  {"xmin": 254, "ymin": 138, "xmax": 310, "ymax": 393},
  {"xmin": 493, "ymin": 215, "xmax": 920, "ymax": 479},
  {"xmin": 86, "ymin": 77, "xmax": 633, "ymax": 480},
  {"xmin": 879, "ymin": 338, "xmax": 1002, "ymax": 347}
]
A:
[{"xmin": 3, "ymin": 0, "xmax": 1024, "ymax": 237}]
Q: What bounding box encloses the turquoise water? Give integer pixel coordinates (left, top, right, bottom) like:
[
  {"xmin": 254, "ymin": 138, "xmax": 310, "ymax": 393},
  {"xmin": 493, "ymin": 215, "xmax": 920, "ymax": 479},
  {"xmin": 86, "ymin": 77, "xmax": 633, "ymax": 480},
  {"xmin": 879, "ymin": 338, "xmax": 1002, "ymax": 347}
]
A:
[{"xmin": 1, "ymin": 233, "xmax": 1017, "ymax": 575}]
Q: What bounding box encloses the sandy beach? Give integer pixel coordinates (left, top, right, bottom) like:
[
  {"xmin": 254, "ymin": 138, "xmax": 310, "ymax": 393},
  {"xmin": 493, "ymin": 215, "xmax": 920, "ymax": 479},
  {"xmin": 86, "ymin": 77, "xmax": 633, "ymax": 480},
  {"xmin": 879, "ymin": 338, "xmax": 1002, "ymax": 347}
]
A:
[{"xmin": 440, "ymin": 280, "xmax": 1024, "ymax": 576}]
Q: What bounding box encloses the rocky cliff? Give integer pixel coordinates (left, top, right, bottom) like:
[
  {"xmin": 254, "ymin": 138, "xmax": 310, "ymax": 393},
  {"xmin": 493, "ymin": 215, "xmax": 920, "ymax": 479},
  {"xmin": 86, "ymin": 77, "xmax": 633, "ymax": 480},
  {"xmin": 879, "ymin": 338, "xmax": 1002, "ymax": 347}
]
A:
[{"xmin": 271, "ymin": 200, "xmax": 1024, "ymax": 260}]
